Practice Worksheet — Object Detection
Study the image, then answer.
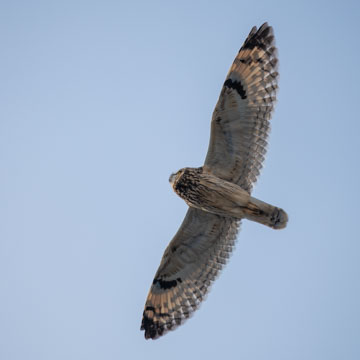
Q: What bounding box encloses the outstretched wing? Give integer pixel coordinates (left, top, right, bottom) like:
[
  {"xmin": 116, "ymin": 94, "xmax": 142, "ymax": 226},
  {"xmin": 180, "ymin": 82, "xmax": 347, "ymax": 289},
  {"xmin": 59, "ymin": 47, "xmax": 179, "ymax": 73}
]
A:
[
  {"xmin": 204, "ymin": 23, "xmax": 279, "ymax": 193},
  {"xmin": 141, "ymin": 208, "xmax": 239, "ymax": 339}
]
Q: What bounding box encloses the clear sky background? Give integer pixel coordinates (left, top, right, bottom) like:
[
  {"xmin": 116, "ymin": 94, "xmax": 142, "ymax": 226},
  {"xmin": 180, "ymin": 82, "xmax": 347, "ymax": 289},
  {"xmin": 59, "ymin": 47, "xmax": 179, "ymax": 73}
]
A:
[{"xmin": 1, "ymin": 1, "xmax": 360, "ymax": 359}]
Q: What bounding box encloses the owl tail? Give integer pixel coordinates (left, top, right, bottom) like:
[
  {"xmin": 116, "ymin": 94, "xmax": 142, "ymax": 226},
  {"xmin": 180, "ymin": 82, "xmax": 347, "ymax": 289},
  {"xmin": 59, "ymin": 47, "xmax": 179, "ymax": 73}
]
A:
[{"xmin": 243, "ymin": 196, "xmax": 288, "ymax": 230}]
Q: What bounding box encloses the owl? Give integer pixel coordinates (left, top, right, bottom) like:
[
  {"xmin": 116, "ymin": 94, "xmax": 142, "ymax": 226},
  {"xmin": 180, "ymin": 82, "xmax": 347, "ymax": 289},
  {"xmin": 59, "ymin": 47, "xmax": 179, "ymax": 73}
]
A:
[{"xmin": 141, "ymin": 23, "xmax": 287, "ymax": 339}]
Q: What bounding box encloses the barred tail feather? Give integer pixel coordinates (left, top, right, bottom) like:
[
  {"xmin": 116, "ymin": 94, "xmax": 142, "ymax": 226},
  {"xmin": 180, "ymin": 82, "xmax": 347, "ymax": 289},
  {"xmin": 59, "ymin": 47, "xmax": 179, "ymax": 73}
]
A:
[{"xmin": 244, "ymin": 196, "xmax": 288, "ymax": 230}]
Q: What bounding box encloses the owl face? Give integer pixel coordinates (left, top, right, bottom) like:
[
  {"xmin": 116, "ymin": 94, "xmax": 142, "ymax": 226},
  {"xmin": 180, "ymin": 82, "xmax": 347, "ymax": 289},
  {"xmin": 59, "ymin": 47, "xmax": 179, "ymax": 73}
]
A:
[
  {"xmin": 169, "ymin": 169, "xmax": 182, "ymax": 186},
  {"xmin": 169, "ymin": 168, "xmax": 185, "ymax": 187}
]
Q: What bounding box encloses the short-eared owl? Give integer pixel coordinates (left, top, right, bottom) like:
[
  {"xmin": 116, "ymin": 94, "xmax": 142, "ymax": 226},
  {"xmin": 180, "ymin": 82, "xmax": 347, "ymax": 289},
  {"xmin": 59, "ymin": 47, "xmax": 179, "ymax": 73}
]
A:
[{"xmin": 141, "ymin": 23, "xmax": 287, "ymax": 339}]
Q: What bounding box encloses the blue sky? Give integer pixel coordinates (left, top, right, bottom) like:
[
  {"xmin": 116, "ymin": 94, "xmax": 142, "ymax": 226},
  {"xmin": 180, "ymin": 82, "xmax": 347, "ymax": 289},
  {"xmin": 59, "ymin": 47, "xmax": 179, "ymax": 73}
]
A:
[{"xmin": 1, "ymin": 1, "xmax": 360, "ymax": 359}]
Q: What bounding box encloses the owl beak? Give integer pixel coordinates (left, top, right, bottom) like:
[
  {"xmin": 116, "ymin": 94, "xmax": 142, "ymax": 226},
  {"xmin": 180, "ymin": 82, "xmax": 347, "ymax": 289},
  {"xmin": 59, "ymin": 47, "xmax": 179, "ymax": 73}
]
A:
[{"xmin": 169, "ymin": 172, "xmax": 176, "ymax": 185}]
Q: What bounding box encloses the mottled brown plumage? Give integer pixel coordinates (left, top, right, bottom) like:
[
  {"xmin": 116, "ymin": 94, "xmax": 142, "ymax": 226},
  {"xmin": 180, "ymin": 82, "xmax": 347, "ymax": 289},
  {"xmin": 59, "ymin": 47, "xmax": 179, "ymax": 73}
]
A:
[
  {"xmin": 141, "ymin": 23, "xmax": 287, "ymax": 340},
  {"xmin": 170, "ymin": 167, "xmax": 287, "ymax": 229}
]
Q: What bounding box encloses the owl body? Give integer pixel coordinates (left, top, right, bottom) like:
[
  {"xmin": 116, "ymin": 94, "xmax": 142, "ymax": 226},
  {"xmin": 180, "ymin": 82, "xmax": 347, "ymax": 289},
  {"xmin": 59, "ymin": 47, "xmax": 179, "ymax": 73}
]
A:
[{"xmin": 170, "ymin": 167, "xmax": 287, "ymax": 229}]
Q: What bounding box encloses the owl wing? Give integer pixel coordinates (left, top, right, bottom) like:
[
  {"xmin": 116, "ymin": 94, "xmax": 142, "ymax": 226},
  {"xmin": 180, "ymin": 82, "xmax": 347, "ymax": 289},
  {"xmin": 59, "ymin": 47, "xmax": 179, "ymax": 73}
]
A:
[
  {"xmin": 141, "ymin": 208, "xmax": 239, "ymax": 339},
  {"xmin": 204, "ymin": 23, "xmax": 279, "ymax": 193}
]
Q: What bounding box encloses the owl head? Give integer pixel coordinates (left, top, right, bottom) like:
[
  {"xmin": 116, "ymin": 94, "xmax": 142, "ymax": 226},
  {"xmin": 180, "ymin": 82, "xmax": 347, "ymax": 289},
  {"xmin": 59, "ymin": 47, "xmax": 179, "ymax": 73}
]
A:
[{"xmin": 169, "ymin": 169, "xmax": 185, "ymax": 187}]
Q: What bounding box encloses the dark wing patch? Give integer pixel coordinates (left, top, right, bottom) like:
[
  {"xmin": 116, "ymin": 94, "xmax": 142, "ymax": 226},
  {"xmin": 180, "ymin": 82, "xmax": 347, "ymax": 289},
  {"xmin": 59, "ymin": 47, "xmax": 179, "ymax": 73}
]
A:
[
  {"xmin": 153, "ymin": 277, "xmax": 182, "ymax": 290},
  {"xmin": 223, "ymin": 79, "xmax": 247, "ymax": 99}
]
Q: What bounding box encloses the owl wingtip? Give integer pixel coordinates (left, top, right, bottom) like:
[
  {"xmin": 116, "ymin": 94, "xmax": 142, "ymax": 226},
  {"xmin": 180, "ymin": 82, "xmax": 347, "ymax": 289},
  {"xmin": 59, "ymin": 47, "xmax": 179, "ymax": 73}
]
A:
[{"xmin": 141, "ymin": 313, "xmax": 162, "ymax": 340}]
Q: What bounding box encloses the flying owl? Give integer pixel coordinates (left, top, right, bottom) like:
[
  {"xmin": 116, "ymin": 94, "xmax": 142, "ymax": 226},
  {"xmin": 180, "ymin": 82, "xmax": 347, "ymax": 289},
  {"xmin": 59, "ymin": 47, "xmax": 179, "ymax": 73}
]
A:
[{"xmin": 141, "ymin": 23, "xmax": 288, "ymax": 340}]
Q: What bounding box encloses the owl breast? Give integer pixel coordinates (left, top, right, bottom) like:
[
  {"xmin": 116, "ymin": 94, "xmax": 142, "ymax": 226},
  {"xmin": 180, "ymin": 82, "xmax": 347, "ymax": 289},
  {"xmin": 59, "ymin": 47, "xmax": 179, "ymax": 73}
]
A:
[
  {"xmin": 172, "ymin": 167, "xmax": 242, "ymax": 216},
  {"xmin": 173, "ymin": 167, "xmax": 205, "ymax": 207}
]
